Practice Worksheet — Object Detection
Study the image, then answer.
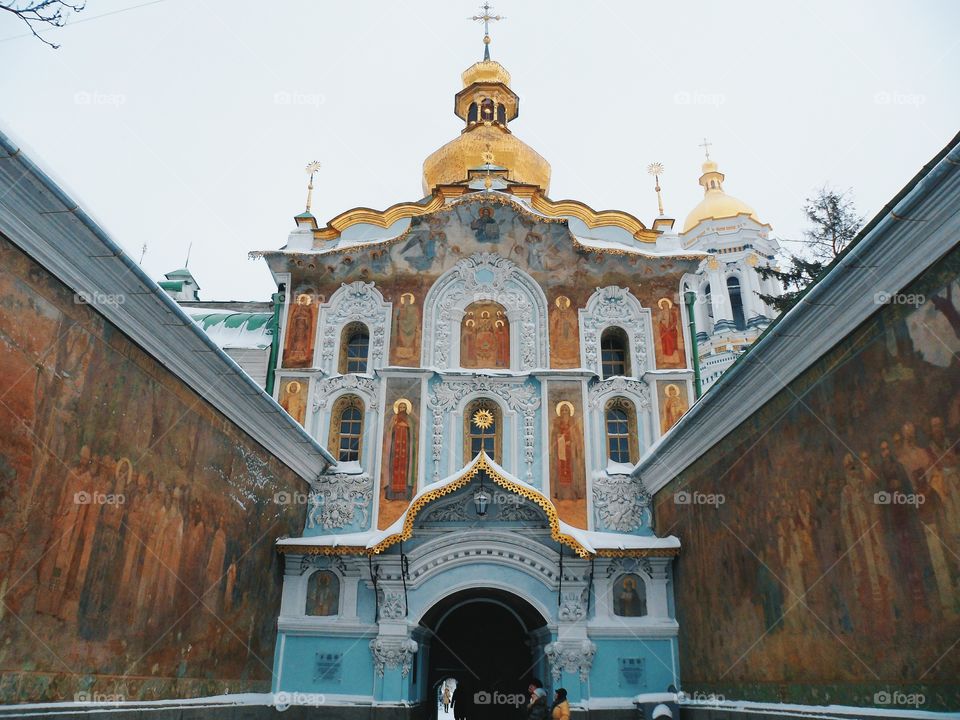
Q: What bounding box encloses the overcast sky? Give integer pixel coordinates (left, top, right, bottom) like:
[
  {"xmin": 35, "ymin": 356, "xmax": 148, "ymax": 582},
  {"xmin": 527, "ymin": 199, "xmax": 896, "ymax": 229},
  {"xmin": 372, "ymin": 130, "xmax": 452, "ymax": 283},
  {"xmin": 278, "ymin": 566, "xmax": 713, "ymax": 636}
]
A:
[{"xmin": 2, "ymin": 0, "xmax": 958, "ymax": 300}]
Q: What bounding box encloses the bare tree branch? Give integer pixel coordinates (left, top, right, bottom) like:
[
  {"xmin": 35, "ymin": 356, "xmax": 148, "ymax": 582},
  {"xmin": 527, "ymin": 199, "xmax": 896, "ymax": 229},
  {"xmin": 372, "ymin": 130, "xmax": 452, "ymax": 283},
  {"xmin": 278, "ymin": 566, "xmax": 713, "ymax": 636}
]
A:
[{"xmin": 1, "ymin": 0, "xmax": 85, "ymax": 48}]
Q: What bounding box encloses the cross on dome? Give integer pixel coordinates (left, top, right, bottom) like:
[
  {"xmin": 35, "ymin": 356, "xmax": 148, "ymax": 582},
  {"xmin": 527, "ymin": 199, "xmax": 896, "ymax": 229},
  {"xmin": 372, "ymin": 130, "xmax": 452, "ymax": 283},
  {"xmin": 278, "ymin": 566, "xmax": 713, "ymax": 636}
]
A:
[{"xmin": 470, "ymin": 2, "xmax": 505, "ymax": 60}]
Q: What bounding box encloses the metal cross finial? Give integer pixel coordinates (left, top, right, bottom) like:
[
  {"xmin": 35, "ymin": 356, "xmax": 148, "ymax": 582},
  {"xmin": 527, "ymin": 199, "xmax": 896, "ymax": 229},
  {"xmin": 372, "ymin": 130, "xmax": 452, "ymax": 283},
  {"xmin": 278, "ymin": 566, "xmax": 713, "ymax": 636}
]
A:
[
  {"xmin": 470, "ymin": 2, "xmax": 504, "ymax": 60},
  {"xmin": 647, "ymin": 162, "xmax": 665, "ymax": 217},
  {"xmin": 304, "ymin": 160, "xmax": 321, "ymax": 213},
  {"xmin": 698, "ymin": 138, "xmax": 713, "ymax": 161}
]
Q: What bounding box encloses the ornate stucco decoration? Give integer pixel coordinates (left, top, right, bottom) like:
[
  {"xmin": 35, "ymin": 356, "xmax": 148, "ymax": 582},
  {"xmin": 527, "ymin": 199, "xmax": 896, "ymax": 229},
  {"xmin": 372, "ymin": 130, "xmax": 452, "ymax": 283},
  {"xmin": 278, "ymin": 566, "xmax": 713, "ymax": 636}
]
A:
[
  {"xmin": 544, "ymin": 640, "xmax": 597, "ymax": 681},
  {"xmin": 422, "ymin": 252, "xmax": 549, "ymax": 371},
  {"xmin": 592, "ymin": 474, "xmax": 651, "ymax": 533},
  {"xmin": 369, "ymin": 637, "xmax": 418, "ymax": 677},
  {"xmin": 306, "ymin": 473, "xmax": 373, "ymax": 531},
  {"xmin": 580, "ymin": 286, "xmax": 651, "ymax": 375},
  {"xmin": 428, "ymin": 377, "xmax": 541, "ymax": 480},
  {"xmin": 587, "ymin": 376, "xmax": 651, "ymax": 410},
  {"xmin": 379, "ymin": 590, "xmax": 407, "ymax": 620},
  {"xmin": 417, "ymin": 495, "xmax": 471, "ymax": 524},
  {"xmin": 558, "ymin": 589, "xmax": 589, "ymax": 622},
  {"xmin": 312, "ymin": 374, "xmax": 379, "ymax": 412},
  {"xmin": 317, "ymin": 281, "xmax": 392, "ymax": 373}
]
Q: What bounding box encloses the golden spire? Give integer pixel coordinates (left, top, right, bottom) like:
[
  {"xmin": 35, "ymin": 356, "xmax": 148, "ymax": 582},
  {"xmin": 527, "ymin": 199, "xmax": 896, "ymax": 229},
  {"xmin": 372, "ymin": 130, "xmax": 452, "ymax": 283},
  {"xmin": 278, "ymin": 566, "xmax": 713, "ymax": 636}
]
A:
[
  {"xmin": 304, "ymin": 160, "xmax": 321, "ymax": 213},
  {"xmin": 647, "ymin": 162, "xmax": 665, "ymax": 217},
  {"xmin": 471, "ymin": 2, "xmax": 504, "ymax": 60}
]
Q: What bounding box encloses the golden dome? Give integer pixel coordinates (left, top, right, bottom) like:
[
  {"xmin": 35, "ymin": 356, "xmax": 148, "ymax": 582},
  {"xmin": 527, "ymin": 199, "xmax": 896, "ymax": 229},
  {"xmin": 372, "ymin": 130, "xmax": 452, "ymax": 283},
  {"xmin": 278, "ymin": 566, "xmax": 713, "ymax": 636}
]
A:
[
  {"xmin": 422, "ymin": 123, "xmax": 551, "ymax": 195},
  {"xmin": 682, "ymin": 160, "xmax": 761, "ymax": 233},
  {"xmin": 462, "ymin": 59, "xmax": 511, "ymax": 87}
]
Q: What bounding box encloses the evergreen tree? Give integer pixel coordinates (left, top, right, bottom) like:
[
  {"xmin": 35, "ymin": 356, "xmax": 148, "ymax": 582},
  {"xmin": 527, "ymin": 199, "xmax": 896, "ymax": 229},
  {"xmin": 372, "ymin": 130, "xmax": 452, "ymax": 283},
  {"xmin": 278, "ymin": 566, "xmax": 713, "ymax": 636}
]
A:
[{"xmin": 757, "ymin": 187, "xmax": 863, "ymax": 314}]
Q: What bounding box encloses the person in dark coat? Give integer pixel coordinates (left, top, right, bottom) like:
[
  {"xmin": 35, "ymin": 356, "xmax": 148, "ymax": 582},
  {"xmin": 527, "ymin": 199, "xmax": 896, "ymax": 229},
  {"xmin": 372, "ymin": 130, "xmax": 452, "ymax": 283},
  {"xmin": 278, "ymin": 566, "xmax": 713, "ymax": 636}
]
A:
[{"xmin": 527, "ymin": 679, "xmax": 548, "ymax": 720}]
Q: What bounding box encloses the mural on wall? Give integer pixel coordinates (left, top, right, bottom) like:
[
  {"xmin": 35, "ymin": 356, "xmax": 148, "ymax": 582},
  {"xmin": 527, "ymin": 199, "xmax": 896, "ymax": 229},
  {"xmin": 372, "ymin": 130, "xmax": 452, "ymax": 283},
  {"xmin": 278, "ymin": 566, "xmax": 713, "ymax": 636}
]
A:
[
  {"xmin": 278, "ymin": 377, "xmax": 308, "ymax": 426},
  {"xmin": 305, "ymin": 570, "xmax": 339, "ymax": 616},
  {"xmin": 0, "ymin": 238, "xmax": 306, "ymax": 702},
  {"xmin": 379, "ymin": 376, "xmax": 422, "ymax": 530},
  {"xmin": 613, "ymin": 574, "xmax": 647, "ymax": 617},
  {"xmin": 550, "ymin": 294, "xmax": 580, "ymax": 368},
  {"xmin": 283, "ymin": 289, "xmax": 319, "ymax": 368},
  {"xmin": 655, "ymin": 249, "xmax": 960, "ymax": 708},
  {"xmin": 460, "ymin": 301, "xmax": 509, "ymax": 369},
  {"xmin": 549, "ymin": 382, "xmax": 587, "ymax": 528},
  {"xmin": 653, "ymin": 297, "xmax": 686, "ymax": 369},
  {"xmin": 391, "ymin": 291, "xmax": 422, "ymax": 366},
  {"xmin": 288, "ymin": 198, "xmax": 699, "ymax": 335},
  {"xmin": 657, "ymin": 380, "xmax": 690, "ymax": 434}
]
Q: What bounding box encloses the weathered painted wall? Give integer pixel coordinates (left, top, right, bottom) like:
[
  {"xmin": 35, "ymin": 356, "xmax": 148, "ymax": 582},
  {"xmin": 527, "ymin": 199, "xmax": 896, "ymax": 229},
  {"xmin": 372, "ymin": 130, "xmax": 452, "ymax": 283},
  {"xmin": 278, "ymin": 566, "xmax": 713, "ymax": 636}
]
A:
[
  {"xmin": 0, "ymin": 236, "xmax": 306, "ymax": 702},
  {"xmin": 654, "ymin": 246, "xmax": 960, "ymax": 710}
]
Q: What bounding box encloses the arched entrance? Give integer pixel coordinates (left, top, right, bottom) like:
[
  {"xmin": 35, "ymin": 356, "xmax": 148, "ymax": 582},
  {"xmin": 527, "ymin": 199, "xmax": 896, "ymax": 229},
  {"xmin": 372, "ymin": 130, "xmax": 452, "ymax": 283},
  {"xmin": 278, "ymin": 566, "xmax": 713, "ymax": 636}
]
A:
[{"xmin": 421, "ymin": 588, "xmax": 548, "ymax": 720}]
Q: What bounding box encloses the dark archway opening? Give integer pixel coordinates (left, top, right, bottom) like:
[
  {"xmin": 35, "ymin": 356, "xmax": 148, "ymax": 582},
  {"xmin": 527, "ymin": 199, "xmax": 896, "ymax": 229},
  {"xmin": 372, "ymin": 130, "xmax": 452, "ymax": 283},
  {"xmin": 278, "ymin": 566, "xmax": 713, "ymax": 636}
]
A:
[{"xmin": 422, "ymin": 588, "xmax": 547, "ymax": 720}]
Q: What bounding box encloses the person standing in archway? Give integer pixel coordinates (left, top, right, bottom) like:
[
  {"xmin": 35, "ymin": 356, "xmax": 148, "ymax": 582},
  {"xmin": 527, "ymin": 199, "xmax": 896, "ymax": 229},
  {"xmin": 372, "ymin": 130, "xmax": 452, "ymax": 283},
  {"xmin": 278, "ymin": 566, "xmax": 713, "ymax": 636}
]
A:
[{"xmin": 527, "ymin": 679, "xmax": 548, "ymax": 720}]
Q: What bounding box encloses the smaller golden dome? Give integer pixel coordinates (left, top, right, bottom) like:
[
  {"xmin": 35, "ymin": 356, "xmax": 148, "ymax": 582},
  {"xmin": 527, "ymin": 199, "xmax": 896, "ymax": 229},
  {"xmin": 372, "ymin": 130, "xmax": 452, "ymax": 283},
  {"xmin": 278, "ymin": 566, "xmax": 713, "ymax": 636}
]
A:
[
  {"xmin": 461, "ymin": 59, "xmax": 511, "ymax": 87},
  {"xmin": 682, "ymin": 160, "xmax": 761, "ymax": 233}
]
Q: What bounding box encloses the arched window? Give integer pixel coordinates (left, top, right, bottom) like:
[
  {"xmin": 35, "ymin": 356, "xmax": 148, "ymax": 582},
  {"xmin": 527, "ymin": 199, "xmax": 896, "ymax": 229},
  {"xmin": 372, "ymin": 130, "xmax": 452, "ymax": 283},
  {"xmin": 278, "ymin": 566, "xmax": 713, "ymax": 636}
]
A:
[
  {"xmin": 306, "ymin": 570, "xmax": 340, "ymax": 616},
  {"xmin": 460, "ymin": 301, "xmax": 509, "ymax": 369},
  {"xmin": 496, "ymin": 104, "xmax": 506, "ymax": 124},
  {"xmin": 329, "ymin": 395, "xmax": 364, "ymax": 463},
  {"xmin": 467, "ymin": 102, "xmax": 478, "ymax": 124},
  {"xmin": 613, "ymin": 573, "xmax": 647, "ymax": 617},
  {"xmin": 703, "ymin": 282, "xmax": 714, "ymax": 332},
  {"xmin": 600, "ymin": 327, "xmax": 630, "ymax": 379},
  {"xmin": 605, "ymin": 397, "xmax": 639, "ymax": 464},
  {"xmin": 480, "ymin": 98, "xmax": 495, "ymax": 122},
  {"xmin": 339, "ymin": 322, "xmax": 369, "ymax": 374},
  {"xmin": 727, "ymin": 276, "xmax": 746, "ymax": 331},
  {"xmin": 463, "ymin": 398, "xmax": 502, "ymax": 464}
]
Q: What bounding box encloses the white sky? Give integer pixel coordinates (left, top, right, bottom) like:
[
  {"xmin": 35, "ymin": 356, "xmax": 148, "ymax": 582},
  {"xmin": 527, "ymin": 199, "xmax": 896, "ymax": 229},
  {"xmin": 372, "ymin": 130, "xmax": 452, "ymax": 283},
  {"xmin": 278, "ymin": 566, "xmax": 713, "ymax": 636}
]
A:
[{"xmin": 2, "ymin": 0, "xmax": 958, "ymax": 300}]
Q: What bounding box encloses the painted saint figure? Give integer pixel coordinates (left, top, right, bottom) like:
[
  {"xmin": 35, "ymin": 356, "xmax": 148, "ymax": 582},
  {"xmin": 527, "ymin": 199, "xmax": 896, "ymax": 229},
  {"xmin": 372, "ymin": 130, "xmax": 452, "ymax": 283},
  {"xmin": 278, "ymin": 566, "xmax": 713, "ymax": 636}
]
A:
[
  {"xmin": 553, "ymin": 401, "xmax": 583, "ymax": 500},
  {"xmin": 613, "ymin": 574, "xmax": 647, "ymax": 617},
  {"xmin": 550, "ymin": 295, "xmax": 579, "ymax": 368},
  {"xmin": 470, "ymin": 205, "xmax": 500, "ymax": 243},
  {"xmin": 284, "ymin": 293, "xmax": 316, "ymax": 368},
  {"xmin": 461, "ymin": 302, "xmax": 509, "ymax": 368},
  {"xmin": 655, "ymin": 298, "xmax": 682, "ymax": 367},
  {"xmin": 392, "ymin": 292, "xmax": 420, "ymax": 364},
  {"xmin": 387, "ymin": 399, "xmax": 415, "ymax": 500}
]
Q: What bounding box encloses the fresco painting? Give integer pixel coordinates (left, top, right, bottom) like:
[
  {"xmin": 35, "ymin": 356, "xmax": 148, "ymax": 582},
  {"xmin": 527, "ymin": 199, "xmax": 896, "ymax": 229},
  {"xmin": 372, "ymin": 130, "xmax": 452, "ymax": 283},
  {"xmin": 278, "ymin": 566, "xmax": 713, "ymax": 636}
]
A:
[
  {"xmin": 391, "ymin": 291, "xmax": 422, "ymax": 366},
  {"xmin": 378, "ymin": 377, "xmax": 422, "ymax": 530},
  {"xmin": 653, "ymin": 296, "xmax": 687, "ymax": 369},
  {"xmin": 305, "ymin": 570, "xmax": 339, "ymax": 616},
  {"xmin": 460, "ymin": 301, "xmax": 509, "ymax": 368},
  {"xmin": 548, "ymin": 382, "xmax": 587, "ymax": 528},
  {"xmin": 282, "ymin": 288, "xmax": 319, "ymax": 368},
  {"xmin": 657, "ymin": 380, "xmax": 690, "ymax": 434},
  {"xmin": 654, "ymin": 250, "xmax": 960, "ymax": 706},
  {"xmin": 549, "ymin": 294, "xmax": 580, "ymax": 368},
  {"xmin": 0, "ymin": 238, "xmax": 306, "ymax": 702},
  {"xmin": 278, "ymin": 377, "xmax": 308, "ymax": 425}
]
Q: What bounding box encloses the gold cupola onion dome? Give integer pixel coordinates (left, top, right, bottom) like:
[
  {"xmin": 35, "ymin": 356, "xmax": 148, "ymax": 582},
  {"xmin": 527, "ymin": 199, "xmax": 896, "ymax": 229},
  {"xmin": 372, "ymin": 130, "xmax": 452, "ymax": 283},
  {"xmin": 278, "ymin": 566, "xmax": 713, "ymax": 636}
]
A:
[
  {"xmin": 422, "ymin": 57, "xmax": 551, "ymax": 196},
  {"xmin": 682, "ymin": 159, "xmax": 762, "ymax": 233}
]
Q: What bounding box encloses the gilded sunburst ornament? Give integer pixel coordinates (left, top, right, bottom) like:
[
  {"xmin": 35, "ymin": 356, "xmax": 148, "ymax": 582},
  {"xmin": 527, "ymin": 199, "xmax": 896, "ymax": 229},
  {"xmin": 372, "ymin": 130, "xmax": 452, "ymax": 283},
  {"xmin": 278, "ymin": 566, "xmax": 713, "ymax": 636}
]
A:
[{"xmin": 472, "ymin": 409, "xmax": 495, "ymax": 429}]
